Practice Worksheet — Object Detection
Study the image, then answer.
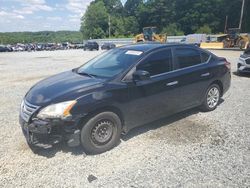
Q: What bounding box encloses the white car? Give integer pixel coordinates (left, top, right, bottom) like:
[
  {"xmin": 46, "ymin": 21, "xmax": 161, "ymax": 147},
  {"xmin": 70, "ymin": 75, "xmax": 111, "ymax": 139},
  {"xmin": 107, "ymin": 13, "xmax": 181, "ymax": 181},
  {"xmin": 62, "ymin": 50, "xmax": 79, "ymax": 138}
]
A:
[{"xmin": 237, "ymin": 49, "xmax": 250, "ymax": 74}]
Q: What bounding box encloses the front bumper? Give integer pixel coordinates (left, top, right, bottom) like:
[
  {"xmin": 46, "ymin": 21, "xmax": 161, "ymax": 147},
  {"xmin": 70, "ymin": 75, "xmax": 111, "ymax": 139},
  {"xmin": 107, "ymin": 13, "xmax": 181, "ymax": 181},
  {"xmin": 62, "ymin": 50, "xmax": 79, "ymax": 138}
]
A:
[
  {"xmin": 19, "ymin": 115, "xmax": 81, "ymax": 147},
  {"xmin": 237, "ymin": 57, "xmax": 250, "ymax": 73}
]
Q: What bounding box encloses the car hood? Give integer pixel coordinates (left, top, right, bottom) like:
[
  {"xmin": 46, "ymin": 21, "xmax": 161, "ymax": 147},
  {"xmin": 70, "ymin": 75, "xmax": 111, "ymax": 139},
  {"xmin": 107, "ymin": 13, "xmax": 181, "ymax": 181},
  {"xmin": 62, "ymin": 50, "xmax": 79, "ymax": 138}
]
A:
[{"xmin": 25, "ymin": 70, "xmax": 104, "ymax": 106}]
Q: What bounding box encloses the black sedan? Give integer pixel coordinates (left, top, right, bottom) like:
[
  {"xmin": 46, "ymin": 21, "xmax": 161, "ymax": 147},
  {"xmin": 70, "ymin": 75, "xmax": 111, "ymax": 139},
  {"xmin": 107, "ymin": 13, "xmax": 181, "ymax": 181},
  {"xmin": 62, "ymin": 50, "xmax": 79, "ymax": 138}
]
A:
[
  {"xmin": 0, "ymin": 45, "xmax": 12, "ymax": 52},
  {"xmin": 19, "ymin": 43, "xmax": 231, "ymax": 154},
  {"xmin": 101, "ymin": 42, "xmax": 116, "ymax": 50},
  {"xmin": 83, "ymin": 41, "xmax": 99, "ymax": 51}
]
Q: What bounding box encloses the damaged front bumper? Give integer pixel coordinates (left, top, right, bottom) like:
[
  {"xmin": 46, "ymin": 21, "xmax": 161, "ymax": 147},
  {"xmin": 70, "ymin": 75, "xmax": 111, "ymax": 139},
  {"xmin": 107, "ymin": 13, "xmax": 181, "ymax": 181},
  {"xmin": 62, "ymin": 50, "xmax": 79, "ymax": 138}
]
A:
[{"xmin": 19, "ymin": 115, "xmax": 81, "ymax": 147}]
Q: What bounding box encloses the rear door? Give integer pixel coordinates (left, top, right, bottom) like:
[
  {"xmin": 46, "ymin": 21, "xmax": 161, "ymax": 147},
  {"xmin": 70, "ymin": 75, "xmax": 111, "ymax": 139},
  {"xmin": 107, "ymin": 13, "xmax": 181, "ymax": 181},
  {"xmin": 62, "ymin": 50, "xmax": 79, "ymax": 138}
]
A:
[{"xmin": 172, "ymin": 47, "xmax": 212, "ymax": 109}]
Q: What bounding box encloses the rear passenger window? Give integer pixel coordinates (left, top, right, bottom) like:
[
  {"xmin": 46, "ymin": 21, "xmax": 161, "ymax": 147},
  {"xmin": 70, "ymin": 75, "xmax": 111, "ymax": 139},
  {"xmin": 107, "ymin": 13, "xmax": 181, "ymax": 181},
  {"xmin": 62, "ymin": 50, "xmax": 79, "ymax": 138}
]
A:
[
  {"xmin": 201, "ymin": 51, "xmax": 210, "ymax": 63},
  {"xmin": 175, "ymin": 48, "xmax": 202, "ymax": 69},
  {"xmin": 137, "ymin": 49, "xmax": 172, "ymax": 76}
]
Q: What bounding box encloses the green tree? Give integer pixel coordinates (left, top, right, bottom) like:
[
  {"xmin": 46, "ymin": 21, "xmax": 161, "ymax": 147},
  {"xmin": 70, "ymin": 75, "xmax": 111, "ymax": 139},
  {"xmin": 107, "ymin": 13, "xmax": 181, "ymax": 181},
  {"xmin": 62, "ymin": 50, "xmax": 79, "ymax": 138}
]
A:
[
  {"xmin": 110, "ymin": 17, "xmax": 125, "ymax": 37},
  {"xmin": 123, "ymin": 16, "xmax": 139, "ymax": 35},
  {"xmin": 103, "ymin": 0, "xmax": 124, "ymax": 15},
  {"xmin": 80, "ymin": 1, "xmax": 109, "ymax": 39},
  {"xmin": 162, "ymin": 23, "xmax": 184, "ymax": 36},
  {"xmin": 124, "ymin": 0, "xmax": 143, "ymax": 16},
  {"xmin": 175, "ymin": 0, "xmax": 224, "ymax": 34},
  {"xmin": 196, "ymin": 25, "xmax": 212, "ymax": 34},
  {"xmin": 136, "ymin": 0, "xmax": 176, "ymax": 32}
]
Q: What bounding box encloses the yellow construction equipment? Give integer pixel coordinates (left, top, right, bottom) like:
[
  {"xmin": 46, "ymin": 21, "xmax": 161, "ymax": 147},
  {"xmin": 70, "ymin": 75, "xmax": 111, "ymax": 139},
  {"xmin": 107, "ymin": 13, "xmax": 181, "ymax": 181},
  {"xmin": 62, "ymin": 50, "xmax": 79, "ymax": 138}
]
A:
[
  {"xmin": 219, "ymin": 28, "xmax": 249, "ymax": 49},
  {"xmin": 238, "ymin": 33, "xmax": 250, "ymax": 49},
  {"xmin": 200, "ymin": 34, "xmax": 226, "ymax": 49},
  {"xmin": 135, "ymin": 27, "xmax": 166, "ymax": 43},
  {"xmin": 200, "ymin": 42, "xmax": 224, "ymax": 49},
  {"xmin": 201, "ymin": 31, "xmax": 250, "ymax": 50}
]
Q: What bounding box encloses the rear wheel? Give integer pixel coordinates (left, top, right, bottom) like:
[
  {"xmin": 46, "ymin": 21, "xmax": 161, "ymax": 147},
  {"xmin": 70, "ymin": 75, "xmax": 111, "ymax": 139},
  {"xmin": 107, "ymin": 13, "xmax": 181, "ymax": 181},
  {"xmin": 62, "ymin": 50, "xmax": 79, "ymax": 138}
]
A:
[
  {"xmin": 238, "ymin": 39, "xmax": 246, "ymax": 50},
  {"xmin": 200, "ymin": 84, "xmax": 221, "ymax": 112},
  {"xmin": 80, "ymin": 112, "xmax": 121, "ymax": 154}
]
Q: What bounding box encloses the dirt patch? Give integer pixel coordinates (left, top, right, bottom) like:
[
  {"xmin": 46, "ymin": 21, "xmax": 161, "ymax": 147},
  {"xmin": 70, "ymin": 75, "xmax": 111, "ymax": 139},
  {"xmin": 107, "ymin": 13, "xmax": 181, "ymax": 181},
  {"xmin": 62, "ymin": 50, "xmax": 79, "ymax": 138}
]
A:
[{"xmin": 148, "ymin": 119, "xmax": 212, "ymax": 145}]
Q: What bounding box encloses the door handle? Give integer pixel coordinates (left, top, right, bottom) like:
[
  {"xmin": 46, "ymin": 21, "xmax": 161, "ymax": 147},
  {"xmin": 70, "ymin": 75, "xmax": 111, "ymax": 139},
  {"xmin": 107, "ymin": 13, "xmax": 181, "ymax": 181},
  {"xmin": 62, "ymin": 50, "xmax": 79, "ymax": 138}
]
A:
[
  {"xmin": 201, "ymin": 72, "xmax": 210, "ymax": 77},
  {"xmin": 166, "ymin": 81, "xmax": 178, "ymax": 86}
]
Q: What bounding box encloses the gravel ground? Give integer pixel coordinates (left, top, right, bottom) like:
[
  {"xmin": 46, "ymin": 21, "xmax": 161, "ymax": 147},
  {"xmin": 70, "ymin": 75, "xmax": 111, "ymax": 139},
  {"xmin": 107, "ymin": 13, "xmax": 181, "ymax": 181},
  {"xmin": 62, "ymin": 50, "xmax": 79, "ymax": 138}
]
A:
[{"xmin": 0, "ymin": 49, "xmax": 249, "ymax": 188}]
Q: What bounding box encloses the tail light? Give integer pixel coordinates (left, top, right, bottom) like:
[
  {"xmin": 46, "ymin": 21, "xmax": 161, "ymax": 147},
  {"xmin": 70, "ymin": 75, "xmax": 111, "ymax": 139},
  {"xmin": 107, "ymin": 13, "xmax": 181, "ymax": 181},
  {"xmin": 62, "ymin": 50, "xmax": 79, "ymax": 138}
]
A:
[
  {"xmin": 224, "ymin": 59, "xmax": 231, "ymax": 70},
  {"xmin": 219, "ymin": 57, "xmax": 231, "ymax": 70}
]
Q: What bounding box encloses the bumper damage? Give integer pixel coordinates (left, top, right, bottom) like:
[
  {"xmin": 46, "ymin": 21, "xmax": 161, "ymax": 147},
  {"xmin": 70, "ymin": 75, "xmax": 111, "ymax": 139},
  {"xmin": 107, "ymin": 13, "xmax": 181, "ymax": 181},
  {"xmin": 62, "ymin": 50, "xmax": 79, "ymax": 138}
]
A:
[{"xmin": 19, "ymin": 116, "xmax": 81, "ymax": 147}]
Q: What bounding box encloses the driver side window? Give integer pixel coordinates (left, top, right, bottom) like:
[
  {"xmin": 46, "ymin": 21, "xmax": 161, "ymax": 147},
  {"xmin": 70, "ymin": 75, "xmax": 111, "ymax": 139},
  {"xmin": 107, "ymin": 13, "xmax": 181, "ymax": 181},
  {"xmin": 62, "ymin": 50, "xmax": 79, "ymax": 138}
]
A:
[{"xmin": 137, "ymin": 49, "xmax": 172, "ymax": 76}]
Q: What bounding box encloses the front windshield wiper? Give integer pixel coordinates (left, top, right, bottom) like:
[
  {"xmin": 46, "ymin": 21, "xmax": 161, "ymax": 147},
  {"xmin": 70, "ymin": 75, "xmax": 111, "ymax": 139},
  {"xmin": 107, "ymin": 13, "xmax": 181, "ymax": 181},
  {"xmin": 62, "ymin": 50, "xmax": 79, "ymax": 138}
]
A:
[{"xmin": 76, "ymin": 71, "xmax": 97, "ymax": 78}]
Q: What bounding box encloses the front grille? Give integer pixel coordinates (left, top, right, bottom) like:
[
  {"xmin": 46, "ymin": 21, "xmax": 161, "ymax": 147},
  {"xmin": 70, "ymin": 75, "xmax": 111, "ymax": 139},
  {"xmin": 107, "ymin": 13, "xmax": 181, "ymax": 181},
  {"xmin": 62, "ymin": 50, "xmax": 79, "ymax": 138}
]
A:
[
  {"xmin": 246, "ymin": 58, "xmax": 250, "ymax": 65},
  {"xmin": 20, "ymin": 100, "xmax": 40, "ymax": 122}
]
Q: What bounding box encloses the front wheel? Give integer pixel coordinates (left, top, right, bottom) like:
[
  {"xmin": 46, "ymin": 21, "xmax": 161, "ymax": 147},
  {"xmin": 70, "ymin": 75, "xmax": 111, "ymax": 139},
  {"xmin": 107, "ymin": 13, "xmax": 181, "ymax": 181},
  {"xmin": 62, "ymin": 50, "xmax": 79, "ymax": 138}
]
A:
[
  {"xmin": 80, "ymin": 112, "xmax": 122, "ymax": 154},
  {"xmin": 200, "ymin": 84, "xmax": 221, "ymax": 112}
]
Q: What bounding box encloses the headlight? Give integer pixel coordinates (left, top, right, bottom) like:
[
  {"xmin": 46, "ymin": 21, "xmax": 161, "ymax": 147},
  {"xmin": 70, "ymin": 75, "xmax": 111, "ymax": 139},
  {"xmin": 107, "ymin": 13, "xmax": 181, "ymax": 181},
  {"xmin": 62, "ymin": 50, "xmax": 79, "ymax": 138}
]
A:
[{"xmin": 37, "ymin": 100, "xmax": 77, "ymax": 119}]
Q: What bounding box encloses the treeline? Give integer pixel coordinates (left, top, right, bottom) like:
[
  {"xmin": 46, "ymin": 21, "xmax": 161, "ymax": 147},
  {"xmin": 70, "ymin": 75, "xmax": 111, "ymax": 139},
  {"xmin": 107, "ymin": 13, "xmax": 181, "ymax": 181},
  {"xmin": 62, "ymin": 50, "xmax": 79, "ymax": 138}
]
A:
[
  {"xmin": 81, "ymin": 0, "xmax": 250, "ymax": 39},
  {"xmin": 0, "ymin": 31, "xmax": 83, "ymax": 45}
]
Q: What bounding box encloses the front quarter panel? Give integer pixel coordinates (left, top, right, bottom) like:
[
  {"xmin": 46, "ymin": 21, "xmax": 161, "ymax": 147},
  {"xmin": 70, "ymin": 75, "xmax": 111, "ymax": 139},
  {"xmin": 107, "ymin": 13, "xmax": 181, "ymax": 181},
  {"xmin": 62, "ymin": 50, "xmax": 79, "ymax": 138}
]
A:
[{"xmin": 70, "ymin": 82, "xmax": 129, "ymax": 123}]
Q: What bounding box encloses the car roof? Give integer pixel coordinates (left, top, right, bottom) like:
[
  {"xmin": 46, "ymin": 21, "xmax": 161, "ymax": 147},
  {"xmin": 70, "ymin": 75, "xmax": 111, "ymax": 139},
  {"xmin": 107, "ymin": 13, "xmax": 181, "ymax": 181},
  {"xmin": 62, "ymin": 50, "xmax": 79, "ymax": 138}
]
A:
[{"xmin": 119, "ymin": 42, "xmax": 197, "ymax": 53}]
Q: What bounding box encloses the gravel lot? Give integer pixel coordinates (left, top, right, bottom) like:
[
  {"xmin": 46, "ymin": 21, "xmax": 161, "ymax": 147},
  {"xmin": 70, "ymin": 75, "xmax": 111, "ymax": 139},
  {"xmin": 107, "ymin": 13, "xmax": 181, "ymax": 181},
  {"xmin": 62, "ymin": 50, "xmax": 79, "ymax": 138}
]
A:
[{"xmin": 0, "ymin": 49, "xmax": 249, "ymax": 188}]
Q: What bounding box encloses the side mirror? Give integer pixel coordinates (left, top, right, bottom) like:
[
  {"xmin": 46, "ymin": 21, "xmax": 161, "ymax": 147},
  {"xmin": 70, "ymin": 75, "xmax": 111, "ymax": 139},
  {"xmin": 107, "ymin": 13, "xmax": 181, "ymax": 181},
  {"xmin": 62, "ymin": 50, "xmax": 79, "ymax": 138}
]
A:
[{"xmin": 133, "ymin": 70, "xmax": 150, "ymax": 81}]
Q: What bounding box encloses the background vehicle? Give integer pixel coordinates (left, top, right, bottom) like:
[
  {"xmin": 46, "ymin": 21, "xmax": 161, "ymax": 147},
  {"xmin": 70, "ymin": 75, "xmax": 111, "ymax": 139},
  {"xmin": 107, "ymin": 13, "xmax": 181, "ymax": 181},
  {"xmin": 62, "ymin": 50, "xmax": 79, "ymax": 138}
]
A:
[
  {"xmin": 101, "ymin": 43, "xmax": 116, "ymax": 50},
  {"xmin": 201, "ymin": 30, "xmax": 250, "ymax": 50},
  {"xmin": 19, "ymin": 43, "xmax": 231, "ymax": 154},
  {"xmin": 182, "ymin": 34, "xmax": 207, "ymax": 46},
  {"xmin": 83, "ymin": 41, "xmax": 99, "ymax": 51},
  {"xmin": 135, "ymin": 27, "xmax": 167, "ymax": 43},
  {"xmin": 220, "ymin": 28, "xmax": 249, "ymax": 49},
  {"xmin": 237, "ymin": 49, "xmax": 250, "ymax": 73},
  {"xmin": 0, "ymin": 45, "xmax": 12, "ymax": 52}
]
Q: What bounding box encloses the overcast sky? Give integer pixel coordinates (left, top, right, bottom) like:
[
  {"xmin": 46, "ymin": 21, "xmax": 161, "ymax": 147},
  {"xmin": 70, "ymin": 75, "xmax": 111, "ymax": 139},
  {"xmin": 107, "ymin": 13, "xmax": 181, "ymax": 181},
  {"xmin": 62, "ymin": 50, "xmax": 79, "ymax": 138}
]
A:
[{"xmin": 0, "ymin": 0, "xmax": 126, "ymax": 32}]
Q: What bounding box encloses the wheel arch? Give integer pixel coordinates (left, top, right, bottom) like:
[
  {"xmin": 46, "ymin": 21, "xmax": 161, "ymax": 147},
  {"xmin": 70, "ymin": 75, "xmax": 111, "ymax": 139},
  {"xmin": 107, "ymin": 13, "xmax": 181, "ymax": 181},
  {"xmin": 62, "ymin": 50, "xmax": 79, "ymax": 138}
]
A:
[
  {"xmin": 78, "ymin": 105, "xmax": 125, "ymax": 131},
  {"xmin": 210, "ymin": 80, "xmax": 223, "ymax": 96}
]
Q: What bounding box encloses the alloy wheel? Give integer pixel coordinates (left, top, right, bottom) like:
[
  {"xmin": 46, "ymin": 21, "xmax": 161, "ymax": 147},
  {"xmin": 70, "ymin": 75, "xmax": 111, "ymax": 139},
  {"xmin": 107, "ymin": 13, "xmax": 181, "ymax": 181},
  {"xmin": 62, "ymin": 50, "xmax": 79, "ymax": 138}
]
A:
[{"xmin": 207, "ymin": 87, "xmax": 220, "ymax": 109}]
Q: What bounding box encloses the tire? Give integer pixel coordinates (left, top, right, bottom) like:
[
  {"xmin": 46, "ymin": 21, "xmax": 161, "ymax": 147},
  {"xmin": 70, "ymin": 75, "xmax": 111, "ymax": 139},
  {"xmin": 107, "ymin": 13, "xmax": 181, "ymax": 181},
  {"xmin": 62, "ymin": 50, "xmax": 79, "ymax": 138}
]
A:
[
  {"xmin": 200, "ymin": 84, "xmax": 221, "ymax": 112},
  {"xmin": 238, "ymin": 40, "xmax": 246, "ymax": 50},
  {"xmin": 80, "ymin": 112, "xmax": 122, "ymax": 154}
]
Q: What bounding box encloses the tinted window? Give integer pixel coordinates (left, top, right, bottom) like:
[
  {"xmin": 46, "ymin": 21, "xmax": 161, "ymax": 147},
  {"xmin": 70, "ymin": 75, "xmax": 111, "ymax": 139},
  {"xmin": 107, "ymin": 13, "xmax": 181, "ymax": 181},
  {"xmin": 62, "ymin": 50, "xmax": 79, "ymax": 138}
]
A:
[
  {"xmin": 137, "ymin": 49, "xmax": 172, "ymax": 76},
  {"xmin": 201, "ymin": 51, "xmax": 210, "ymax": 63},
  {"xmin": 176, "ymin": 48, "xmax": 202, "ymax": 69}
]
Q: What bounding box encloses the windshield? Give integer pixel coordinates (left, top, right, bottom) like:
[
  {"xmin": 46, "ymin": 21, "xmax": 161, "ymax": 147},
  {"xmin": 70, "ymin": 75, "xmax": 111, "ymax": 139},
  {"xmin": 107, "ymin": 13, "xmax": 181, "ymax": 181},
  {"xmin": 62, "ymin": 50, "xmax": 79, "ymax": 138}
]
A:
[{"xmin": 77, "ymin": 49, "xmax": 143, "ymax": 78}]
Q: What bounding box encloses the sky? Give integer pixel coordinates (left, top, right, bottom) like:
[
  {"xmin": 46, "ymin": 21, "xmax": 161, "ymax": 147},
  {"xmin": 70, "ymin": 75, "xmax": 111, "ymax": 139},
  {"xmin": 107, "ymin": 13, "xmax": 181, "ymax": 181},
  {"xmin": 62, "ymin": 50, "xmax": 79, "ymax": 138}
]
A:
[{"xmin": 0, "ymin": 0, "xmax": 126, "ymax": 32}]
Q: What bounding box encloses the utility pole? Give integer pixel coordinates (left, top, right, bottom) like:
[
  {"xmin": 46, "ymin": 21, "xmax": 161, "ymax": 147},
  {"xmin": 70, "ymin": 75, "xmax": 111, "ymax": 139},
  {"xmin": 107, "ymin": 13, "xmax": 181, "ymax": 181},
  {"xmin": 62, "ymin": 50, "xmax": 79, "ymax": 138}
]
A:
[
  {"xmin": 224, "ymin": 15, "xmax": 228, "ymax": 33},
  {"xmin": 108, "ymin": 15, "xmax": 111, "ymax": 38},
  {"xmin": 239, "ymin": 0, "xmax": 245, "ymax": 30}
]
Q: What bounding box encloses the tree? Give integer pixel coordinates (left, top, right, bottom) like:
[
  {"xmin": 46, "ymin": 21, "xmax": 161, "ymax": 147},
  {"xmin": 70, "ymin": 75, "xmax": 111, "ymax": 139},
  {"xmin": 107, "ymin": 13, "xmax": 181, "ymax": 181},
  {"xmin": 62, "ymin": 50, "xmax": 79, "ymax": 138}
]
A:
[
  {"xmin": 162, "ymin": 23, "xmax": 184, "ymax": 36},
  {"xmin": 175, "ymin": 0, "xmax": 224, "ymax": 34},
  {"xmin": 80, "ymin": 1, "xmax": 109, "ymax": 39},
  {"xmin": 123, "ymin": 16, "xmax": 140, "ymax": 35},
  {"xmin": 124, "ymin": 0, "xmax": 143, "ymax": 16},
  {"xmin": 135, "ymin": 0, "xmax": 176, "ymax": 32},
  {"xmin": 103, "ymin": 0, "xmax": 124, "ymax": 16},
  {"xmin": 196, "ymin": 25, "xmax": 212, "ymax": 34},
  {"xmin": 79, "ymin": 0, "xmax": 250, "ymax": 39}
]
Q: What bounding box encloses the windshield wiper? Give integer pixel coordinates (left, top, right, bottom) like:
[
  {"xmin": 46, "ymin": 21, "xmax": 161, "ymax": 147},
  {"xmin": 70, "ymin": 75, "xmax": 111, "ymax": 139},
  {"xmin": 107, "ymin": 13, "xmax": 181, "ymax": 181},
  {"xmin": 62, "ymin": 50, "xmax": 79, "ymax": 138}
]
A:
[{"xmin": 77, "ymin": 71, "xmax": 96, "ymax": 78}]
